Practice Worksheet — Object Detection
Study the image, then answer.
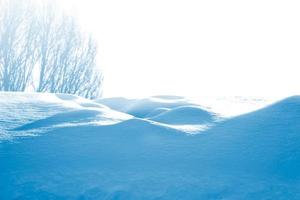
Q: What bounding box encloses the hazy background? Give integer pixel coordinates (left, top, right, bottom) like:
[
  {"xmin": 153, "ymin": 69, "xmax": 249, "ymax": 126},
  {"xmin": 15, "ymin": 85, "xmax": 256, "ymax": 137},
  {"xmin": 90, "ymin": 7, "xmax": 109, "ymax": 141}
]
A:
[{"xmin": 59, "ymin": 0, "xmax": 300, "ymax": 98}]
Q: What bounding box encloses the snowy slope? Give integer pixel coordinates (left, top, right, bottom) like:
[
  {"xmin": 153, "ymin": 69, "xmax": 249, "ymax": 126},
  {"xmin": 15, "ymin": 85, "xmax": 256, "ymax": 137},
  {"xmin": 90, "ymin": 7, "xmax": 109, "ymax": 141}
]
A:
[
  {"xmin": 200, "ymin": 95, "xmax": 300, "ymax": 178},
  {"xmin": 1, "ymin": 93, "xmax": 300, "ymax": 199}
]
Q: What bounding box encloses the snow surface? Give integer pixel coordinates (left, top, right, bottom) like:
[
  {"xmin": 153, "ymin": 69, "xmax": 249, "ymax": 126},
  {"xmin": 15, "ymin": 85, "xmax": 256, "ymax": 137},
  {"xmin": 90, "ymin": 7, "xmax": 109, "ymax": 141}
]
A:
[{"xmin": 1, "ymin": 92, "xmax": 299, "ymax": 199}]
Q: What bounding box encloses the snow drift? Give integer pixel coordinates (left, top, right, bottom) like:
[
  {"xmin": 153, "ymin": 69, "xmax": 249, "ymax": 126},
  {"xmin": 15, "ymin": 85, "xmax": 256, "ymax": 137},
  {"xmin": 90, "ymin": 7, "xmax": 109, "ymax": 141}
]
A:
[
  {"xmin": 149, "ymin": 105, "xmax": 217, "ymax": 125},
  {"xmin": 0, "ymin": 93, "xmax": 300, "ymax": 199},
  {"xmin": 97, "ymin": 95, "xmax": 197, "ymax": 118}
]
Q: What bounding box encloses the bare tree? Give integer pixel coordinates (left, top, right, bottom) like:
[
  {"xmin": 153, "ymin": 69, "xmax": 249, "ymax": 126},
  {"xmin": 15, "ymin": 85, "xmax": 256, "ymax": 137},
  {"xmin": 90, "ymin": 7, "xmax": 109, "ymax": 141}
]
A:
[
  {"xmin": 0, "ymin": 0, "xmax": 39, "ymax": 91},
  {"xmin": 35, "ymin": 5, "xmax": 103, "ymax": 99},
  {"xmin": 0, "ymin": 0, "xmax": 103, "ymax": 99}
]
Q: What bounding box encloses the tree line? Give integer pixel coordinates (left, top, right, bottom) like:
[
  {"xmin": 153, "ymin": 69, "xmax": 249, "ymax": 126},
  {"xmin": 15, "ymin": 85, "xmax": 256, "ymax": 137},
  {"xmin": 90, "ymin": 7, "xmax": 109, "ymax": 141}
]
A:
[{"xmin": 0, "ymin": 0, "xmax": 102, "ymax": 99}]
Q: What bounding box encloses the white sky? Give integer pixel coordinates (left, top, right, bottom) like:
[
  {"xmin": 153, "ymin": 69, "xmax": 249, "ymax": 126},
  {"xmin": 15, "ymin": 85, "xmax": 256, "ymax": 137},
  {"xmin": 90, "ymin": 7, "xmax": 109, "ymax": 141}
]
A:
[{"xmin": 59, "ymin": 0, "xmax": 300, "ymax": 98}]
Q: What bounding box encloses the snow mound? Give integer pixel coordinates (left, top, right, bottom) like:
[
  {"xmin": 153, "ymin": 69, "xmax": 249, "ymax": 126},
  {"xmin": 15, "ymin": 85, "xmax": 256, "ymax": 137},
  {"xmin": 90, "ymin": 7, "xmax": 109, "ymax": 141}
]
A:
[
  {"xmin": 97, "ymin": 96, "xmax": 196, "ymax": 118},
  {"xmin": 145, "ymin": 107, "xmax": 170, "ymax": 118},
  {"xmin": 149, "ymin": 105, "xmax": 217, "ymax": 125},
  {"xmin": 96, "ymin": 96, "xmax": 218, "ymax": 130}
]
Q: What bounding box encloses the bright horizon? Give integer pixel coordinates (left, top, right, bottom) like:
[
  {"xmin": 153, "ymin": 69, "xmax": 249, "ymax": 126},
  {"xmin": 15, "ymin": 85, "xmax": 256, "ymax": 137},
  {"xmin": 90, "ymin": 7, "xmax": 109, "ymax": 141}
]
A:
[{"xmin": 60, "ymin": 0, "xmax": 300, "ymax": 98}]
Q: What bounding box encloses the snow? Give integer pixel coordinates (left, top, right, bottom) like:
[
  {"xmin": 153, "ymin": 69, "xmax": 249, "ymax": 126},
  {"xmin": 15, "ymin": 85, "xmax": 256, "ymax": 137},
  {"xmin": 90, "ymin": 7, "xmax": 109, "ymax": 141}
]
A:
[
  {"xmin": 149, "ymin": 105, "xmax": 218, "ymax": 125},
  {"xmin": 1, "ymin": 92, "xmax": 299, "ymax": 199},
  {"xmin": 97, "ymin": 96, "xmax": 197, "ymax": 118},
  {"xmin": 0, "ymin": 92, "xmax": 132, "ymax": 140},
  {"xmin": 189, "ymin": 96, "xmax": 276, "ymax": 117},
  {"xmin": 97, "ymin": 95, "xmax": 276, "ymax": 118}
]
